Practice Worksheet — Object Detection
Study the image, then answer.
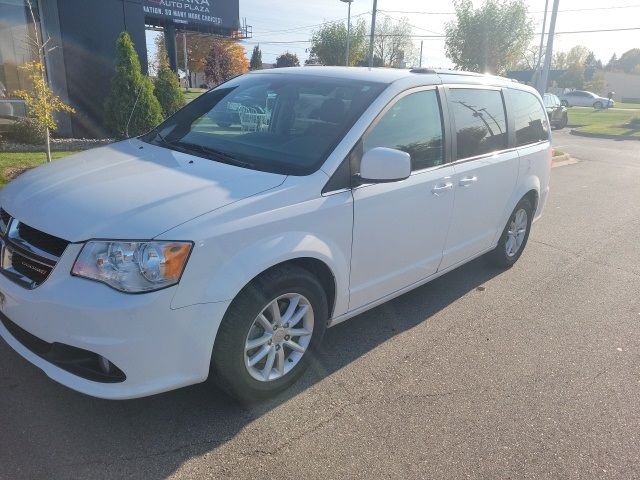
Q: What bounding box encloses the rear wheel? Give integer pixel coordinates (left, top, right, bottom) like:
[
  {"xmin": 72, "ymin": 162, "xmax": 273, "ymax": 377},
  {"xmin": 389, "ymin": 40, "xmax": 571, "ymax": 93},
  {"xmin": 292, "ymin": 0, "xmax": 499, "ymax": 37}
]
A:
[
  {"xmin": 485, "ymin": 197, "xmax": 533, "ymax": 268},
  {"xmin": 557, "ymin": 113, "xmax": 568, "ymax": 129},
  {"xmin": 210, "ymin": 264, "xmax": 327, "ymax": 402}
]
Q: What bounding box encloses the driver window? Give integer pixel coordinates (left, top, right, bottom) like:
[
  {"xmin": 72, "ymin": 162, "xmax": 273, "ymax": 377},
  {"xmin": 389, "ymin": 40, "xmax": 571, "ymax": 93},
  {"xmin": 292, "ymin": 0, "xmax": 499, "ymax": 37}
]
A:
[{"xmin": 363, "ymin": 89, "xmax": 444, "ymax": 171}]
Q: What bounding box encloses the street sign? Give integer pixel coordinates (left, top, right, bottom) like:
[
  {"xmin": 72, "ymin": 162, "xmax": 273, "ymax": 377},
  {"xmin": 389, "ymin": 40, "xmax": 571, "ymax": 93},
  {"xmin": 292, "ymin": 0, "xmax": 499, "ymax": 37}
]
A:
[{"xmin": 142, "ymin": 0, "xmax": 239, "ymax": 30}]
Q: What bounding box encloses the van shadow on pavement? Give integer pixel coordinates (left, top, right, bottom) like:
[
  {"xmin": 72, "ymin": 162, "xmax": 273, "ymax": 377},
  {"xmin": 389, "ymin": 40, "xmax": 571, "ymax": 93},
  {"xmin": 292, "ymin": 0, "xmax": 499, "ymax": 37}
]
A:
[{"xmin": 0, "ymin": 257, "xmax": 502, "ymax": 479}]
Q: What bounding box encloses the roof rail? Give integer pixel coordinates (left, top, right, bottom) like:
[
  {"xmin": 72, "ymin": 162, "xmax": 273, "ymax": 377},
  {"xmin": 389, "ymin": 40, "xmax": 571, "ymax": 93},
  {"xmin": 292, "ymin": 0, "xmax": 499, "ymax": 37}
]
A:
[{"xmin": 409, "ymin": 68, "xmax": 437, "ymax": 74}]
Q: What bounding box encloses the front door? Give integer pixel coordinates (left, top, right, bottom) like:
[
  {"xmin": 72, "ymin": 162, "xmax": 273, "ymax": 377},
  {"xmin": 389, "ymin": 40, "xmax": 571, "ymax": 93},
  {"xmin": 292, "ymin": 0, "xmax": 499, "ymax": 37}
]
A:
[{"xmin": 349, "ymin": 88, "xmax": 455, "ymax": 310}]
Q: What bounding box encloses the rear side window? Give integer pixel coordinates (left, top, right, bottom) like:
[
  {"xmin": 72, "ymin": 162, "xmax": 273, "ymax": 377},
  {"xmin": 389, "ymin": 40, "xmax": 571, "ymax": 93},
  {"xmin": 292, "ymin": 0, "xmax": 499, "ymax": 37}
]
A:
[
  {"xmin": 363, "ymin": 89, "xmax": 444, "ymax": 171},
  {"xmin": 448, "ymin": 88, "xmax": 507, "ymax": 160},
  {"xmin": 510, "ymin": 89, "xmax": 549, "ymax": 147}
]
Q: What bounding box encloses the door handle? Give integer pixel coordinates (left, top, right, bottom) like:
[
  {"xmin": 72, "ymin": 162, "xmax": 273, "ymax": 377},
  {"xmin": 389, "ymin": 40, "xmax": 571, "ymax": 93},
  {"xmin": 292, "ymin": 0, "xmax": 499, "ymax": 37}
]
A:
[
  {"xmin": 459, "ymin": 176, "xmax": 478, "ymax": 187},
  {"xmin": 431, "ymin": 182, "xmax": 453, "ymax": 196}
]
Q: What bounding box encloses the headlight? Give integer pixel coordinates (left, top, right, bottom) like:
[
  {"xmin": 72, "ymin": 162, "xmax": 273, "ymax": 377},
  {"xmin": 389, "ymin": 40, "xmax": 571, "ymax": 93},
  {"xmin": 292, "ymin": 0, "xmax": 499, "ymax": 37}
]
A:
[{"xmin": 71, "ymin": 241, "xmax": 193, "ymax": 293}]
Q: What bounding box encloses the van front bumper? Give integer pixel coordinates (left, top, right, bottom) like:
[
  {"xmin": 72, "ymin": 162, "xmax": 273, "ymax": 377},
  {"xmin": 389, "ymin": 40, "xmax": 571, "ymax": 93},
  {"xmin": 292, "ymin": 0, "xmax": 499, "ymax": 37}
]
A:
[{"xmin": 0, "ymin": 244, "xmax": 230, "ymax": 399}]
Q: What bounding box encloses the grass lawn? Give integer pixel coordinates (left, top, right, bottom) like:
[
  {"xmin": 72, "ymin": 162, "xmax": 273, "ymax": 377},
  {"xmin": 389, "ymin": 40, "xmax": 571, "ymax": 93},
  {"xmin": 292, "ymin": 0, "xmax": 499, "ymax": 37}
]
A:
[
  {"xmin": 567, "ymin": 107, "xmax": 640, "ymax": 138},
  {"xmin": 615, "ymin": 102, "xmax": 640, "ymax": 110},
  {"xmin": 183, "ymin": 88, "xmax": 206, "ymax": 103},
  {"xmin": 0, "ymin": 151, "xmax": 77, "ymax": 188}
]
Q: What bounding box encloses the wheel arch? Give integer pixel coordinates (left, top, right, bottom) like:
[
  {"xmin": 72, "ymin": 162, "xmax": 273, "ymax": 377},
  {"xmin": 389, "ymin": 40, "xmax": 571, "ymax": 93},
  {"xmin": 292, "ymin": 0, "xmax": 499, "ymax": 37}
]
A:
[{"xmin": 493, "ymin": 179, "xmax": 540, "ymax": 246}]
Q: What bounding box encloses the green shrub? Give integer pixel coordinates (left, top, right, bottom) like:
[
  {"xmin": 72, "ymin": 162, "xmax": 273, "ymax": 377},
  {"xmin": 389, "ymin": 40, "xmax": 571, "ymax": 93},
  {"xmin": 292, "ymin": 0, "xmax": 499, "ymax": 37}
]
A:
[
  {"xmin": 628, "ymin": 116, "xmax": 640, "ymax": 128},
  {"xmin": 5, "ymin": 117, "xmax": 46, "ymax": 145},
  {"xmin": 104, "ymin": 32, "xmax": 163, "ymax": 138},
  {"xmin": 154, "ymin": 54, "xmax": 186, "ymax": 117}
]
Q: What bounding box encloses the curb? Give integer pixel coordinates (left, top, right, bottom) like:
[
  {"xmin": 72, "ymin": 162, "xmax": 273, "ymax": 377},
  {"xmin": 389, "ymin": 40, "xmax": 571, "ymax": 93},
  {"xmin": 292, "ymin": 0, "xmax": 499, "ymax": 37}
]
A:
[
  {"xmin": 569, "ymin": 129, "xmax": 640, "ymax": 141},
  {"xmin": 552, "ymin": 153, "xmax": 578, "ymax": 168}
]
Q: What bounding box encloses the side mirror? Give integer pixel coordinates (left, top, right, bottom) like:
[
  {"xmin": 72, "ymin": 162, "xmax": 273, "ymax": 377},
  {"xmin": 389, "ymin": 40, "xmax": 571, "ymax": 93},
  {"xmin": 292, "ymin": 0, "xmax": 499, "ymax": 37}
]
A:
[{"xmin": 359, "ymin": 147, "xmax": 411, "ymax": 183}]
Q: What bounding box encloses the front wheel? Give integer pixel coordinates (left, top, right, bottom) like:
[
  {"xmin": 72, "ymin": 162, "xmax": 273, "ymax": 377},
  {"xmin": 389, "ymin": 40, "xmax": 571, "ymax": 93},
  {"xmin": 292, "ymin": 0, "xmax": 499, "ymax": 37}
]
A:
[
  {"xmin": 485, "ymin": 197, "xmax": 534, "ymax": 268},
  {"xmin": 210, "ymin": 264, "xmax": 327, "ymax": 402},
  {"xmin": 593, "ymin": 101, "xmax": 603, "ymax": 109}
]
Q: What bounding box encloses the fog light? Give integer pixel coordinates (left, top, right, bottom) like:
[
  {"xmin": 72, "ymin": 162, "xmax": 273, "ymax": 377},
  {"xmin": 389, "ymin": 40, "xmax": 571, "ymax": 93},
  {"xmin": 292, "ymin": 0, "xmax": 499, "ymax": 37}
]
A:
[{"xmin": 98, "ymin": 355, "xmax": 111, "ymax": 374}]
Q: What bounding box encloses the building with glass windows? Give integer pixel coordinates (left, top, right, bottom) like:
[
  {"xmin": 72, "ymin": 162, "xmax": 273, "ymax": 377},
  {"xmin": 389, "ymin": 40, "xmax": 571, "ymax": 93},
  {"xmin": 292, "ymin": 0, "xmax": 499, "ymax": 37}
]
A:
[{"xmin": 0, "ymin": 0, "xmax": 244, "ymax": 138}]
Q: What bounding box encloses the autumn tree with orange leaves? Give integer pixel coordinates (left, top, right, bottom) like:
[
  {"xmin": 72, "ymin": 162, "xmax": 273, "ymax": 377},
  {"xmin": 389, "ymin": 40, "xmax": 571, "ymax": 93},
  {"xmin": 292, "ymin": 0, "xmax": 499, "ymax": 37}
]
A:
[{"xmin": 203, "ymin": 39, "xmax": 248, "ymax": 86}]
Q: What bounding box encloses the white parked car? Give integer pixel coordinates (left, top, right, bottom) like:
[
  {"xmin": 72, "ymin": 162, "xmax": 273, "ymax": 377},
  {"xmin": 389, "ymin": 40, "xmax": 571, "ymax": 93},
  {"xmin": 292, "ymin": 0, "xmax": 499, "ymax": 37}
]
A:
[
  {"xmin": 558, "ymin": 90, "xmax": 614, "ymax": 109},
  {"xmin": 0, "ymin": 67, "xmax": 551, "ymax": 401}
]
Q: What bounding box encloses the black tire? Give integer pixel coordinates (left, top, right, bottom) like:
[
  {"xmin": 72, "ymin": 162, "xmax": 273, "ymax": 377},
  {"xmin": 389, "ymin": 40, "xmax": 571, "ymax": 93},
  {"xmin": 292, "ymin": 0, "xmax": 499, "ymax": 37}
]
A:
[
  {"xmin": 557, "ymin": 113, "xmax": 568, "ymax": 129},
  {"xmin": 593, "ymin": 101, "xmax": 603, "ymax": 109},
  {"xmin": 485, "ymin": 197, "xmax": 534, "ymax": 269},
  {"xmin": 561, "ymin": 100, "xmax": 569, "ymax": 107},
  {"xmin": 210, "ymin": 264, "xmax": 328, "ymax": 402}
]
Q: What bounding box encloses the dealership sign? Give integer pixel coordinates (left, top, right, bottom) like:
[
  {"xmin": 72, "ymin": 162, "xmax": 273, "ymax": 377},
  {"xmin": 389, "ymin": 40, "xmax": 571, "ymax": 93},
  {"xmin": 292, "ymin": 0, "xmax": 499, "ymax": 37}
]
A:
[{"xmin": 143, "ymin": 0, "xmax": 238, "ymax": 30}]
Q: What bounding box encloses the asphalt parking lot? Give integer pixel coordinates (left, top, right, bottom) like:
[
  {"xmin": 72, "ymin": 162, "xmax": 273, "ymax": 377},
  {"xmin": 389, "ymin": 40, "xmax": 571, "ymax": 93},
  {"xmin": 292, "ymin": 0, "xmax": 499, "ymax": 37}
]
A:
[{"xmin": 1, "ymin": 131, "xmax": 639, "ymax": 479}]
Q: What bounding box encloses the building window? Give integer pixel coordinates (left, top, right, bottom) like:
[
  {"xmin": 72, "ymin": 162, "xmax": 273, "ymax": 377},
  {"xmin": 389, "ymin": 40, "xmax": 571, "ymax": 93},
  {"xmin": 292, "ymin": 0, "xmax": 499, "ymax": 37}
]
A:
[{"xmin": 0, "ymin": 0, "xmax": 41, "ymax": 124}]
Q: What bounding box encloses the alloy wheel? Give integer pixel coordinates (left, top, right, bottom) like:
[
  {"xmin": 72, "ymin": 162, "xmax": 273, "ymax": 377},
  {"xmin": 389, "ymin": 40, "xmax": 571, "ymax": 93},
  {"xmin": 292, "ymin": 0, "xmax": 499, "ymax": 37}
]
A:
[
  {"xmin": 505, "ymin": 208, "xmax": 528, "ymax": 257},
  {"xmin": 244, "ymin": 293, "xmax": 314, "ymax": 382}
]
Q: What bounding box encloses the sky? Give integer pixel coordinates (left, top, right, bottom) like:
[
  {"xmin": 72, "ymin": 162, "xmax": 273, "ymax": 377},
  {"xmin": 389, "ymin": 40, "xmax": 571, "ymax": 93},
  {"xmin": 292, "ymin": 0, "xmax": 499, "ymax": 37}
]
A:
[{"xmin": 147, "ymin": 0, "xmax": 640, "ymax": 69}]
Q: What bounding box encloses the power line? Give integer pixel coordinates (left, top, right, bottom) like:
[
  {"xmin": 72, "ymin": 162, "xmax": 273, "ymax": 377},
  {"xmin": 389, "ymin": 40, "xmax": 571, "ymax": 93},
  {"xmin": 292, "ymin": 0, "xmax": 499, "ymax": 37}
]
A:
[
  {"xmin": 376, "ymin": 10, "xmax": 442, "ymax": 35},
  {"xmin": 379, "ymin": 4, "xmax": 640, "ymax": 15},
  {"xmin": 246, "ymin": 26, "xmax": 640, "ymax": 45},
  {"xmin": 251, "ymin": 11, "xmax": 370, "ymax": 35}
]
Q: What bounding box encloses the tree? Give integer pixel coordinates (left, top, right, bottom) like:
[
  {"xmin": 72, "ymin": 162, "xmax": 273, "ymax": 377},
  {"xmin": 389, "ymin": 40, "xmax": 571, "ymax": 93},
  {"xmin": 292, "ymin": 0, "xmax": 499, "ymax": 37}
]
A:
[
  {"xmin": 445, "ymin": 0, "xmax": 533, "ymax": 74},
  {"xmin": 374, "ymin": 16, "xmax": 416, "ymax": 68},
  {"xmin": 275, "ymin": 52, "xmax": 300, "ymax": 68},
  {"xmin": 177, "ymin": 34, "xmax": 225, "ymax": 87},
  {"xmin": 250, "ymin": 45, "xmax": 263, "ymax": 70},
  {"xmin": 552, "ymin": 51, "xmax": 568, "ymax": 70},
  {"xmin": 13, "ymin": 62, "xmax": 75, "ymax": 149},
  {"xmin": 309, "ymin": 18, "xmax": 368, "ymax": 66},
  {"xmin": 584, "ymin": 70, "xmax": 605, "ymax": 95},
  {"xmin": 616, "ymin": 48, "xmax": 640, "ymax": 73},
  {"xmin": 553, "ymin": 46, "xmax": 597, "ymax": 90},
  {"xmin": 104, "ymin": 32, "xmax": 163, "ymax": 138},
  {"xmin": 14, "ymin": 0, "xmax": 74, "ymax": 161},
  {"xmin": 606, "ymin": 53, "xmax": 618, "ymax": 71},
  {"xmin": 154, "ymin": 51, "xmax": 185, "ymax": 117},
  {"xmin": 204, "ymin": 39, "xmax": 248, "ymax": 86}
]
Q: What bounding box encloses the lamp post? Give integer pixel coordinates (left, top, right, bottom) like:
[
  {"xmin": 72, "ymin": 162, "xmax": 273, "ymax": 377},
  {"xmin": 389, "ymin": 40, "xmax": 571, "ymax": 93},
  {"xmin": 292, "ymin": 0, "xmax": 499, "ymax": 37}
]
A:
[{"xmin": 340, "ymin": 0, "xmax": 354, "ymax": 66}]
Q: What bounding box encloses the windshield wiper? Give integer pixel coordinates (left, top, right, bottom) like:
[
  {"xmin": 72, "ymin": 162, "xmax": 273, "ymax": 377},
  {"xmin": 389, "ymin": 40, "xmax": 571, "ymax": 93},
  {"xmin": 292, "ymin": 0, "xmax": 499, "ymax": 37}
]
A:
[{"xmin": 175, "ymin": 142, "xmax": 256, "ymax": 170}]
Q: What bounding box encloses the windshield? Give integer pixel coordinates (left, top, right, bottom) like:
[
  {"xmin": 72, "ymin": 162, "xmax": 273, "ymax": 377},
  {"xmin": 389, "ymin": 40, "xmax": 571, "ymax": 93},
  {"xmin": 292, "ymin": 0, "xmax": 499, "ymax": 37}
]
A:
[{"xmin": 142, "ymin": 73, "xmax": 386, "ymax": 175}]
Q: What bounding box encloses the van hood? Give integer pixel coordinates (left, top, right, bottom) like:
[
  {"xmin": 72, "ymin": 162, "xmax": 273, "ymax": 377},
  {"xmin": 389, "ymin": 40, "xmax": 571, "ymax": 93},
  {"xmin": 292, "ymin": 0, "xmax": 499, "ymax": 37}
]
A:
[{"xmin": 0, "ymin": 139, "xmax": 286, "ymax": 242}]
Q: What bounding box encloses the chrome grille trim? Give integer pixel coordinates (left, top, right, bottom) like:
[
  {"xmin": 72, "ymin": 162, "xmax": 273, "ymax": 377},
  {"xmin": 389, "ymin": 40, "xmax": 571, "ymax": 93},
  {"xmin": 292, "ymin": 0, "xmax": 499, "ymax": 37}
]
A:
[{"xmin": 0, "ymin": 212, "xmax": 69, "ymax": 289}]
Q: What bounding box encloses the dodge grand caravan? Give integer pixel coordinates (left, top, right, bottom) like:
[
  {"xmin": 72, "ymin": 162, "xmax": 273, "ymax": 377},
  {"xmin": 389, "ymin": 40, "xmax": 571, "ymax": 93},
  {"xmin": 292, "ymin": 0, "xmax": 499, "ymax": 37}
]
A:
[{"xmin": 0, "ymin": 67, "xmax": 551, "ymax": 400}]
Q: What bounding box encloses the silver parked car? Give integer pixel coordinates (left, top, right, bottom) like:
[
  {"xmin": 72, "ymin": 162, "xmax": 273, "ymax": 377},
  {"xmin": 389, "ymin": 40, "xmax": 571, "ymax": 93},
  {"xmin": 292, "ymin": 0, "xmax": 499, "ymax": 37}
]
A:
[{"xmin": 558, "ymin": 90, "xmax": 614, "ymax": 109}]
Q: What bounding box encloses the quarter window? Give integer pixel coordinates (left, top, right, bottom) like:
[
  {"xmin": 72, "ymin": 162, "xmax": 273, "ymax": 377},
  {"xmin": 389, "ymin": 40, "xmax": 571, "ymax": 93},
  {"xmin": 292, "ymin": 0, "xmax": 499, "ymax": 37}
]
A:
[
  {"xmin": 510, "ymin": 89, "xmax": 549, "ymax": 147},
  {"xmin": 363, "ymin": 89, "xmax": 444, "ymax": 171},
  {"xmin": 448, "ymin": 88, "xmax": 507, "ymax": 160}
]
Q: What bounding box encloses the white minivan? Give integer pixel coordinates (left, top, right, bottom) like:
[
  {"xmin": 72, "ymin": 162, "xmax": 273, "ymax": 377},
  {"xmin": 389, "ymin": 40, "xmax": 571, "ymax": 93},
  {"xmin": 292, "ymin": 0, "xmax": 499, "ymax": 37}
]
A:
[{"xmin": 0, "ymin": 67, "xmax": 550, "ymax": 400}]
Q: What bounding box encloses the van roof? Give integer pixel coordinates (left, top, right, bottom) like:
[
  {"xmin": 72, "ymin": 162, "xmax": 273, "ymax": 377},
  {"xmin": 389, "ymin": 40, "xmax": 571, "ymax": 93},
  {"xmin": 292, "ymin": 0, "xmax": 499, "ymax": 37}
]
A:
[{"xmin": 248, "ymin": 66, "xmax": 524, "ymax": 89}]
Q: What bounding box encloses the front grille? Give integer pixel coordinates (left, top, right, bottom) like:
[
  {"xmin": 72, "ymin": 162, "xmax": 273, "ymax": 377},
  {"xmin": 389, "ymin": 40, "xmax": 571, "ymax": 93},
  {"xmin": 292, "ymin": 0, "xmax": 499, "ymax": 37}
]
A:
[
  {"xmin": 0, "ymin": 210, "xmax": 70, "ymax": 289},
  {"xmin": 11, "ymin": 250, "xmax": 52, "ymax": 285},
  {"xmin": 16, "ymin": 222, "xmax": 68, "ymax": 257}
]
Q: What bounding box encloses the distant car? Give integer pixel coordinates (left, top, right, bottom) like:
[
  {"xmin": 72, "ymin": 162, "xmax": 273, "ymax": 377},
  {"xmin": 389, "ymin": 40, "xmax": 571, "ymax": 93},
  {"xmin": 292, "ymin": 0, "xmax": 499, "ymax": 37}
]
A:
[
  {"xmin": 543, "ymin": 93, "xmax": 568, "ymax": 129},
  {"xmin": 558, "ymin": 90, "xmax": 614, "ymax": 109}
]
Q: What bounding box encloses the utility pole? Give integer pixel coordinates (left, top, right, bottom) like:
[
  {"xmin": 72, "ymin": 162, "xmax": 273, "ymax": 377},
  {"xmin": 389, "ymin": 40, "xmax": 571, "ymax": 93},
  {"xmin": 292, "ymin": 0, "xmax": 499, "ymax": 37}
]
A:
[
  {"xmin": 182, "ymin": 31, "xmax": 189, "ymax": 87},
  {"xmin": 533, "ymin": 0, "xmax": 549, "ymax": 90},
  {"xmin": 368, "ymin": 0, "xmax": 378, "ymax": 68},
  {"xmin": 340, "ymin": 0, "xmax": 354, "ymax": 66},
  {"xmin": 419, "ymin": 40, "xmax": 424, "ymax": 68},
  {"xmin": 538, "ymin": 0, "xmax": 559, "ymax": 94}
]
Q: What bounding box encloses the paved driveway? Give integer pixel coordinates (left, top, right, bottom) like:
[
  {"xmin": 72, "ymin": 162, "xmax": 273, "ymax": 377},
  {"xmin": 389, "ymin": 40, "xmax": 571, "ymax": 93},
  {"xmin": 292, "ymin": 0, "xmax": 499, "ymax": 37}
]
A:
[{"xmin": 1, "ymin": 132, "xmax": 639, "ymax": 479}]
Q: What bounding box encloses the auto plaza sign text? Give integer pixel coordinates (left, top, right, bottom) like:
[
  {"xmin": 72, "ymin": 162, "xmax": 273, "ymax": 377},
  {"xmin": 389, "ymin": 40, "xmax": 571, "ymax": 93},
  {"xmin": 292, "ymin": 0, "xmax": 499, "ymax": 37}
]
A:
[{"xmin": 143, "ymin": 0, "xmax": 238, "ymax": 29}]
